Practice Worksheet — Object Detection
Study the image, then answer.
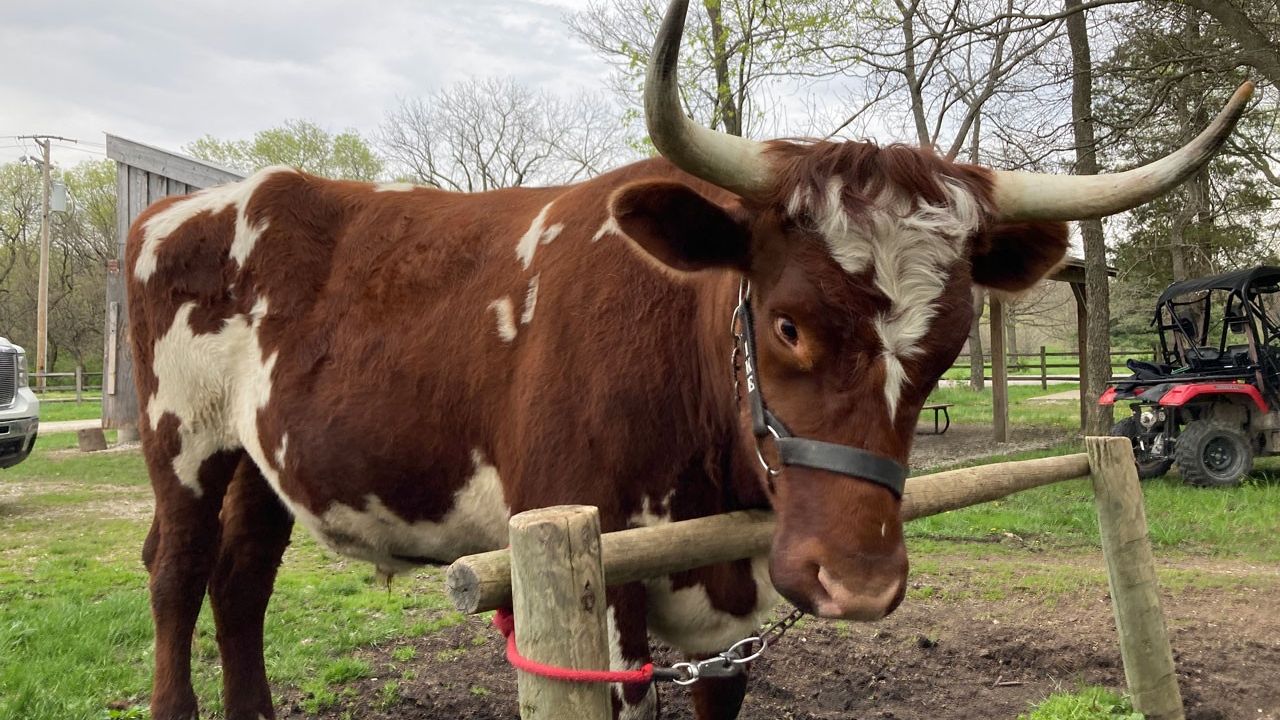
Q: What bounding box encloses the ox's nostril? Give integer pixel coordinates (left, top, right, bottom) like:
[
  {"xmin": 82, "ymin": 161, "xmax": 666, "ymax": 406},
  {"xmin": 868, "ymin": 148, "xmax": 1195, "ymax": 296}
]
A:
[{"xmin": 813, "ymin": 564, "xmax": 905, "ymax": 621}]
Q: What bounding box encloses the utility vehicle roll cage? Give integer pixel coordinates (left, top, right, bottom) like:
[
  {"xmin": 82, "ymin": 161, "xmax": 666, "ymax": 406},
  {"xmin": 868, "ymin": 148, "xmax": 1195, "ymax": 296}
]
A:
[{"xmin": 1152, "ymin": 266, "xmax": 1280, "ymax": 406}]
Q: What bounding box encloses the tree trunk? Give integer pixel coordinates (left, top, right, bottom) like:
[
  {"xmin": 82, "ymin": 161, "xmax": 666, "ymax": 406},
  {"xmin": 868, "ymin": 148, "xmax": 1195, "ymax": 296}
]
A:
[
  {"xmin": 968, "ymin": 288, "xmax": 986, "ymax": 391},
  {"xmin": 966, "ymin": 118, "xmax": 986, "ymax": 391},
  {"xmin": 703, "ymin": 0, "xmax": 742, "ymax": 137},
  {"xmin": 1066, "ymin": 0, "xmax": 1112, "ymax": 435},
  {"xmin": 897, "ymin": 0, "xmax": 932, "ymax": 146}
]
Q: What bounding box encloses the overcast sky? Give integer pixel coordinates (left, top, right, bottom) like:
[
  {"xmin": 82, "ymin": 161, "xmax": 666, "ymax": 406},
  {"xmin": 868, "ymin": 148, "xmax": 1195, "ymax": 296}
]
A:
[{"xmin": 1, "ymin": 0, "xmax": 607, "ymax": 167}]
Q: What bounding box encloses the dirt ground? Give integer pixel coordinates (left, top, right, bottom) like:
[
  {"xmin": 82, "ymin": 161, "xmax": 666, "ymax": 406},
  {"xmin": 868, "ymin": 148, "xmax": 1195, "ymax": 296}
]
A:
[
  {"xmin": 910, "ymin": 423, "xmax": 1067, "ymax": 471},
  {"xmin": 280, "ymin": 556, "xmax": 1280, "ymax": 720}
]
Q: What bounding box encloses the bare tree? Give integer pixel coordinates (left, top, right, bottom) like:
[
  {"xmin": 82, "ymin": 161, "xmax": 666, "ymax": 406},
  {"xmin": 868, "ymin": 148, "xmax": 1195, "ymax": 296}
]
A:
[
  {"xmin": 569, "ymin": 0, "xmax": 859, "ymax": 138},
  {"xmin": 379, "ymin": 78, "xmax": 636, "ymax": 190},
  {"xmin": 820, "ymin": 0, "xmax": 1066, "ymax": 158}
]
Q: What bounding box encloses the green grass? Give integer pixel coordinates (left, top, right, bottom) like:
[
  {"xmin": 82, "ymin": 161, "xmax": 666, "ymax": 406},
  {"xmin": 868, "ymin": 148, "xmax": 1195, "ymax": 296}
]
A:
[
  {"xmin": 0, "ymin": 439, "xmax": 464, "ymax": 720},
  {"xmin": 36, "ymin": 397, "xmax": 102, "ymax": 423},
  {"xmin": 1020, "ymin": 686, "xmax": 1141, "ymax": 719},
  {"xmin": 4, "ymin": 432, "xmax": 141, "ymax": 486},
  {"xmin": 926, "ymin": 383, "xmax": 1083, "ymax": 429},
  {"xmin": 908, "ymin": 442, "xmax": 1280, "ymax": 563}
]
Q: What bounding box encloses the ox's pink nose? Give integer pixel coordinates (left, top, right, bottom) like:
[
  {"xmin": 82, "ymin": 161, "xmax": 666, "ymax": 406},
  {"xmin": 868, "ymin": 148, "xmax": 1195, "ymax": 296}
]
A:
[
  {"xmin": 812, "ymin": 564, "xmax": 906, "ymax": 620},
  {"xmin": 770, "ymin": 541, "xmax": 908, "ymax": 621}
]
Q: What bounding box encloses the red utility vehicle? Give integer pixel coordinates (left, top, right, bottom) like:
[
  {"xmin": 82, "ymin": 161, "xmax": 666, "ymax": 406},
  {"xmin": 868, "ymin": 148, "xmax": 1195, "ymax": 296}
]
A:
[{"xmin": 1102, "ymin": 266, "xmax": 1280, "ymax": 487}]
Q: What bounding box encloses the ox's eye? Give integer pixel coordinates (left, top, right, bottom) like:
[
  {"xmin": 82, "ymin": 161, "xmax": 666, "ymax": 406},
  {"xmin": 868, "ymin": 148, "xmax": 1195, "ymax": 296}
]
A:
[{"xmin": 774, "ymin": 316, "xmax": 800, "ymax": 347}]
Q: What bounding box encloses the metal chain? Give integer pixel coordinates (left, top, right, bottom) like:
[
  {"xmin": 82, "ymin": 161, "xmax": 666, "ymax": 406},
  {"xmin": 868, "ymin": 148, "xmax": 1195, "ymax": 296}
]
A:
[{"xmin": 653, "ymin": 606, "xmax": 806, "ymax": 685}]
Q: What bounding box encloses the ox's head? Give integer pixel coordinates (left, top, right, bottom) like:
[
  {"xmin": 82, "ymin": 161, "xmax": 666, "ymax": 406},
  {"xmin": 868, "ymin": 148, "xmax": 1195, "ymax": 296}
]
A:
[{"xmin": 611, "ymin": 0, "xmax": 1253, "ymax": 621}]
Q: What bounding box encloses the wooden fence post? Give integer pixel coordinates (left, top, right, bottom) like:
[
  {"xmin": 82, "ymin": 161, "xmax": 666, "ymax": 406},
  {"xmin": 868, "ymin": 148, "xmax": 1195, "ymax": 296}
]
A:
[
  {"xmin": 74, "ymin": 365, "xmax": 84, "ymax": 404},
  {"xmin": 990, "ymin": 297, "xmax": 1009, "ymax": 442},
  {"xmin": 508, "ymin": 505, "xmax": 612, "ymax": 720},
  {"xmin": 1039, "ymin": 346, "xmax": 1047, "ymax": 389},
  {"xmin": 1086, "ymin": 437, "xmax": 1184, "ymax": 720}
]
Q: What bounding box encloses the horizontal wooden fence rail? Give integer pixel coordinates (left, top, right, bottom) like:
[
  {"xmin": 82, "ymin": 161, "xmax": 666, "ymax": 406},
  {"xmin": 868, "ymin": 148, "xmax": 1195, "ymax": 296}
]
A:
[
  {"xmin": 446, "ymin": 452, "xmax": 1092, "ymax": 615},
  {"xmin": 949, "ymin": 346, "xmax": 1159, "ymax": 389},
  {"xmin": 31, "ymin": 369, "xmax": 104, "ymax": 403}
]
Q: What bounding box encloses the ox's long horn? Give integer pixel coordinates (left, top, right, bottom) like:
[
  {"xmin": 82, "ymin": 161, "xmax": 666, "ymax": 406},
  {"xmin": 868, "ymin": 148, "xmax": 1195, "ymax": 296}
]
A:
[
  {"xmin": 993, "ymin": 81, "xmax": 1255, "ymax": 221},
  {"xmin": 645, "ymin": 0, "xmax": 773, "ymax": 199}
]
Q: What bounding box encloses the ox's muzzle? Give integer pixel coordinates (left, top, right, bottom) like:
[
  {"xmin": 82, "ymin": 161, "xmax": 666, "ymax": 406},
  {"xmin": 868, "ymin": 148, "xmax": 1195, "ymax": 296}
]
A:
[{"xmin": 767, "ymin": 470, "xmax": 908, "ymax": 621}]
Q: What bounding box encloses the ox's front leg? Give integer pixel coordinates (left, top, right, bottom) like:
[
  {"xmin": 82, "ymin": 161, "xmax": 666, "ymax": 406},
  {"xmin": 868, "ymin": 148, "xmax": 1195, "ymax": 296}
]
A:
[
  {"xmin": 607, "ymin": 583, "xmax": 660, "ymax": 720},
  {"xmin": 143, "ymin": 443, "xmax": 239, "ymax": 720},
  {"xmin": 689, "ymin": 658, "xmax": 750, "ymax": 720},
  {"xmin": 209, "ymin": 458, "xmax": 293, "ymax": 720}
]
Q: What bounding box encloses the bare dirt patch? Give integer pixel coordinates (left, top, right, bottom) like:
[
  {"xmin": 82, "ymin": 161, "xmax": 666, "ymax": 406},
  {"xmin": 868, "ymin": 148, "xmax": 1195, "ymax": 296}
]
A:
[
  {"xmin": 911, "ymin": 424, "xmax": 1067, "ymax": 471},
  {"xmin": 44, "ymin": 441, "xmax": 142, "ymax": 460},
  {"xmin": 0, "ymin": 480, "xmax": 152, "ymax": 521},
  {"xmin": 280, "ymin": 561, "xmax": 1280, "ymax": 720}
]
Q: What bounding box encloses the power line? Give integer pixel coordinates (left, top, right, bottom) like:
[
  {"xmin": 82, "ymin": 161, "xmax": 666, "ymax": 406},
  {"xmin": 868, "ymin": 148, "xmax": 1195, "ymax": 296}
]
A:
[{"xmin": 51, "ymin": 143, "xmax": 105, "ymax": 156}]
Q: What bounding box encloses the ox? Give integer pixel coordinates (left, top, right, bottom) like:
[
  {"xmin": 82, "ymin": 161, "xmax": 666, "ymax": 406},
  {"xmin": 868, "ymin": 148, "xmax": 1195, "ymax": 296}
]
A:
[{"xmin": 129, "ymin": 1, "xmax": 1251, "ymax": 718}]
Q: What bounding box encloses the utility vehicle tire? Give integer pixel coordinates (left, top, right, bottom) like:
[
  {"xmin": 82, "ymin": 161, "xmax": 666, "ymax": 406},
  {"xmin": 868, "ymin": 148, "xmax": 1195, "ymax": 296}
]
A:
[
  {"xmin": 1109, "ymin": 417, "xmax": 1174, "ymax": 480},
  {"xmin": 1174, "ymin": 420, "xmax": 1252, "ymax": 488}
]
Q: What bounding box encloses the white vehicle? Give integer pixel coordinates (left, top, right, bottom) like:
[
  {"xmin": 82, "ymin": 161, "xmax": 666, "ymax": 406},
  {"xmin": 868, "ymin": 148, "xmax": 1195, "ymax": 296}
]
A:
[{"xmin": 0, "ymin": 337, "xmax": 38, "ymax": 468}]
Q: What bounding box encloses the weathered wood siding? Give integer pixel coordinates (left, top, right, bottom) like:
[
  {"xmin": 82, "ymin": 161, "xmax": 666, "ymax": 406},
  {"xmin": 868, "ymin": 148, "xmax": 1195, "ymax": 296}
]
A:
[{"xmin": 102, "ymin": 135, "xmax": 244, "ymax": 431}]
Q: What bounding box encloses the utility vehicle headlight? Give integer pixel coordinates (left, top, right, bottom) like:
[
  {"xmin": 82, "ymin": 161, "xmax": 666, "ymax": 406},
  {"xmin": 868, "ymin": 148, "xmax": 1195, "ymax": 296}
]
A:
[
  {"xmin": 15, "ymin": 352, "xmax": 27, "ymax": 388},
  {"xmin": 1139, "ymin": 410, "xmax": 1158, "ymax": 429}
]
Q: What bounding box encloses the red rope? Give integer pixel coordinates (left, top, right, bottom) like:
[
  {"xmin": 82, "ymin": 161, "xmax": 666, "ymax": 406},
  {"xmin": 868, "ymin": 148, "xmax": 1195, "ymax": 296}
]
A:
[{"xmin": 493, "ymin": 608, "xmax": 654, "ymax": 685}]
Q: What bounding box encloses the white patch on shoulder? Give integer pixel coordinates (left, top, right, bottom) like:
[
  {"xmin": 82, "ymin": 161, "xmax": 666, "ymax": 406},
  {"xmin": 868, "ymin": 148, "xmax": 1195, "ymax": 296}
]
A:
[
  {"xmin": 488, "ymin": 297, "xmax": 517, "ymax": 342},
  {"xmin": 592, "ymin": 216, "xmax": 623, "ymax": 243},
  {"xmin": 606, "ymin": 605, "xmax": 658, "ymax": 719},
  {"xmin": 516, "ymin": 201, "xmax": 563, "ymax": 269},
  {"xmin": 520, "ymin": 274, "xmax": 540, "ymax": 326},
  {"xmin": 135, "ymin": 166, "xmax": 294, "ymax": 282},
  {"xmin": 797, "ymin": 177, "xmax": 979, "ymax": 419},
  {"xmin": 294, "ymin": 449, "xmax": 510, "ymax": 572},
  {"xmin": 147, "ymin": 295, "xmax": 278, "ymax": 496},
  {"xmin": 373, "ymin": 182, "xmax": 417, "ymax": 192},
  {"xmin": 645, "ymin": 554, "xmax": 779, "ymax": 654}
]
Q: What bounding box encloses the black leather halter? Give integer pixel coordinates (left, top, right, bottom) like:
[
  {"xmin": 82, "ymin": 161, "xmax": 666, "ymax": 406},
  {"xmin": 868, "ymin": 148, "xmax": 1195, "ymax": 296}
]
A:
[{"xmin": 732, "ymin": 280, "xmax": 908, "ymax": 498}]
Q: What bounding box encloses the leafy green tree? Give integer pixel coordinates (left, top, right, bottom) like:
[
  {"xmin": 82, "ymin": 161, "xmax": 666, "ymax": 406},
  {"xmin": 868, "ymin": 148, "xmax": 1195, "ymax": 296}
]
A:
[
  {"xmin": 0, "ymin": 159, "xmax": 116, "ymax": 369},
  {"xmin": 1096, "ymin": 3, "xmax": 1277, "ymax": 287},
  {"xmin": 187, "ymin": 119, "xmax": 383, "ymax": 181}
]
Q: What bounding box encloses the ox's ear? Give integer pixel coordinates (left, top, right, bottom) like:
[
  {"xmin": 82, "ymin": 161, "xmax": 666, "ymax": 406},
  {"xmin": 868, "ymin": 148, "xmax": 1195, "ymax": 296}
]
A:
[
  {"xmin": 610, "ymin": 180, "xmax": 751, "ymax": 272},
  {"xmin": 969, "ymin": 221, "xmax": 1070, "ymax": 292}
]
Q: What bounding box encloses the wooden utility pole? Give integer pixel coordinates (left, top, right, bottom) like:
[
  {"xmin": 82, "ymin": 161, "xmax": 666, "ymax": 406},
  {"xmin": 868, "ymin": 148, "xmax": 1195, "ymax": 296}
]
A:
[
  {"xmin": 35, "ymin": 138, "xmax": 51, "ymax": 391},
  {"xmin": 20, "ymin": 134, "xmax": 76, "ymax": 390},
  {"xmin": 990, "ymin": 297, "xmax": 1009, "ymax": 442}
]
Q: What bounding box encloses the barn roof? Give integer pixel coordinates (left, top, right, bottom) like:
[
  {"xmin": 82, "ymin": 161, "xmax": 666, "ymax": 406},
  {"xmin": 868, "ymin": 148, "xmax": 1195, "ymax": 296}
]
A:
[{"xmin": 105, "ymin": 134, "xmax": 245, "ymax": 189}]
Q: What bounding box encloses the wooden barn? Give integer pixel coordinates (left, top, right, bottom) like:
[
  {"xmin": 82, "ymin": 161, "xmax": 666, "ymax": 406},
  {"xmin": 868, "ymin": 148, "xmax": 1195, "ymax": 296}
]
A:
[{"xmin": 102, "ymin": 135, "xmax": 244, "ymax": 435}]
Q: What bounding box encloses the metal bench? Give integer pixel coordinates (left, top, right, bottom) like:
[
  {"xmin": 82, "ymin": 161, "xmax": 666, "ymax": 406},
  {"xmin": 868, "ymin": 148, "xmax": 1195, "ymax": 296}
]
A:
[{"xmin": 921, "ymin": 403, "xmax": 952, "ymax": 434}]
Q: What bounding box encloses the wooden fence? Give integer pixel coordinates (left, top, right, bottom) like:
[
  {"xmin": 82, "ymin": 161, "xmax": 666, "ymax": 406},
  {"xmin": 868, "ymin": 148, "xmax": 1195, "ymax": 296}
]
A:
[
  {"xmin": 32, "ymin": 369, "xmax": 104, "ymax": 403},
  {"xmin": 950, "ymin": 347, "xmax": 1160, "ymax": 388},
  {"xmin": 446, "ymin": 437, "xmax": 1185, "ymax": 720}
]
